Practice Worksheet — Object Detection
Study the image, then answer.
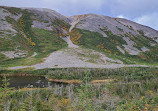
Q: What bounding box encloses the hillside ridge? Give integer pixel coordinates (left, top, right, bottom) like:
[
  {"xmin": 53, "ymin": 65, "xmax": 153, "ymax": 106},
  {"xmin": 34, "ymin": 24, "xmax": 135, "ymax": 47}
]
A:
[{"xmin": 0, "ymin": 6, "xmax": 157, "ymax": 69}]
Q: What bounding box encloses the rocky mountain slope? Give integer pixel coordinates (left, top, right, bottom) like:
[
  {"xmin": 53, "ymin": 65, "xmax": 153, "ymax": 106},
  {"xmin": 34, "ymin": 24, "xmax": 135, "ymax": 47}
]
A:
[{"xmin": 0, "ymin": 6, "xmax": 157, "ymax": 69}]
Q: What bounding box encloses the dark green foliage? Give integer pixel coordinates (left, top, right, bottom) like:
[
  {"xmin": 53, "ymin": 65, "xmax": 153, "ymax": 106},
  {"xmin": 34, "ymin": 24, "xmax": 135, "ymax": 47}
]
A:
[
  {"xmin": 142, "ymin": 44, "xmax": 158, "ymax": 62},
  {"xmin": 4, "ymin": 9, "xmax": 34, "ymax": 50},
  {"xmin": 0, "ymin": 7, "xmax": 68, "ymax": 67},
  {"xmin": 31, "ymin": 28, "xmax": 67, "ymax": 53},
  {"xmin": 5, "ymin": 16, "xmax": 17, "ymax": 29},
  {"xmin": 138, "ymin": 30, "xmax": 145, "ymax": 36},
  {"xmin": 0, "ymin": 53, "xmax": 5, "ymax": 60},
  {"xmin": 0, "ymin": 76, "xmax": 13, "ymax": 111},
  {"xmin": 77, "ymin": 29, "xmax": 125, "ymax": 55},
  {"xmin": 75, "ymin": 71, "xmax": 98, "ymax": 111},
  {"xmin": 100, "ymin": 28, "xmax": 127, "ymax": 44},
  {"xmin": 129, "ymin": 26, "xmax": 134, "ymax": 31},
  {"xmin": 18, "ymin": 11, "xmax": 33, "ymax": 37},
  {"xmin": 132, "ymin": 35, "xmax": 153, "ymax": 49},
  {"xmin": 0, "ymin": 6, "xmax": 23, "ymax": 15},
  {"xmin": 73, "ymin": 28, "xmax": 158, "ymax": 64},
  {"xmin": 0, "ymin": 67, "xmax": 157, "ymax": 81},
  {"xmin": 117, "ymin": 93, "xmax": 158, "ymax": 111},
  {"xmin": 116, "ymin": 26, "xmax": 124, "ymax": 32},
  {"xmin": 0, "ymin": 38, "xmax": 16, "ymax": 51},
  {"xmin": 52, "ymin": 19, "xmax": 70, "ymax": 28}
]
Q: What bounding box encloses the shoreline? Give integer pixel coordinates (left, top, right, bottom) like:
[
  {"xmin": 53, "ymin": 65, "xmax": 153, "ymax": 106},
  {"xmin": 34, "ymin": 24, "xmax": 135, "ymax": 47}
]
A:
[{"xmin": 0, "ymin": 74, "xmax": 114, "ymax": 84}]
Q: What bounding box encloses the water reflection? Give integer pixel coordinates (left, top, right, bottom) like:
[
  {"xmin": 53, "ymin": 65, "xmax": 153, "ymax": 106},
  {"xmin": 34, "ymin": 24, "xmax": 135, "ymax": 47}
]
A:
[{"xmin": 0, "ymin": 76, "xmax": 66, "ymax": 88}]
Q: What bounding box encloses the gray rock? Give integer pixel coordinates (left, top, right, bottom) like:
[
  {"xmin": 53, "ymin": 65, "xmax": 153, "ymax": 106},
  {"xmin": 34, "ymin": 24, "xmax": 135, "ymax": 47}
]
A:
[
  {"xmin": 122, "ymin": 37, "xmax": 141, "ymax": 55},
  {"xmin": 1, "ymin": 50, "xmax": 28, "ymax": 58},
  {"xmin": 0, "ymin": 8, "xmax": 17, "ymax": 37},
  {"xmin": 0, "ymin": 6, "xmax": 158, "ymax": 58},
  {"xmin": 70, "ymin": 14, "xmax": 158, "ymax": 43}
]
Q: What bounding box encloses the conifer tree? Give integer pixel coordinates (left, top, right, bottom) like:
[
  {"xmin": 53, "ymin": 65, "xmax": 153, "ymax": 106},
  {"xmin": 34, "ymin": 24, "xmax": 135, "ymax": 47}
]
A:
[{"xmin": 0, "ymin": 76, "xmax": 13, "ymax": 111}]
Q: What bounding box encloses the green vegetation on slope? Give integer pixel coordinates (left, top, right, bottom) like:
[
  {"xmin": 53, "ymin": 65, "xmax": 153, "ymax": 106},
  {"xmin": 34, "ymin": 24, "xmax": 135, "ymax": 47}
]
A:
[
  {"xmin": 0, "ymin": 28, "xmax": 67, "ymax": 67},
  {"xmin": 0, "ymin": 38, "xmax": 16, "ymax": 51},
  {"xmin": 76, "ymin": 29, "xmax": 123, "ymax": 55},
  {"xmin": 70, "ymin": 28, "xmax": 158, "ymax": 65},
  {"xmin": 31, "ymin": 28, "xmax": 67, "ymax": 53},
  {"xmin": 0, "ymin": 6, "xmax": 23, "ymax": 15},
  {"xmin": 0, "ymin": 6, "xmax": 157, "ymax": 67},
  {"xmin": 0, "ymin": 7, "xmax": 68, "ymax": 67}
]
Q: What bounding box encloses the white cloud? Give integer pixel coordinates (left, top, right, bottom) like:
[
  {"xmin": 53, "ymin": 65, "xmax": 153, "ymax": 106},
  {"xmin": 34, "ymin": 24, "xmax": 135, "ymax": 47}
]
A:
[
  {"xmin": 117, "ymin": 15, "xmax": 128, "ymax": 19},
  {"xmin": 117, "ymin": 15, "xmax": 124, "ymax": 18},
  {"xmin": 1, "ymin": 0, "xmax": 158, "ymax": 30},
  {"xmin": 108, "ymin": 0, "xmax": 158, "ymax": 18},
  {"xmin": 40, "ymin": 0, "xmax": 107, "ymax": 15},
  {"xmin": 134, "ymin": 13, "xmax": 158, "ymax": 30},
  {"xmin": 0, "ymin": 0, "xmax": 107, "ymax": 15},
  {"xmin": 41, "ymin": 0, "xmax": 105, "ymax": 8}
]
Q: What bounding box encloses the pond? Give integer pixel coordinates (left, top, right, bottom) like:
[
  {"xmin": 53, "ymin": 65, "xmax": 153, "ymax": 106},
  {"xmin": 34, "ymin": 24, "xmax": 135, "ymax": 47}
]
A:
[{"xmin": 0, "ymin": 76, "xmax": 66, "ymax": 88}]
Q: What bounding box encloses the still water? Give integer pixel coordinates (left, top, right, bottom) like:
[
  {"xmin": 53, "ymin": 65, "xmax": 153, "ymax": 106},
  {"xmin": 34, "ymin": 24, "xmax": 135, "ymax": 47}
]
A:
[{"xmin": 0, "ymin": 76, "xmax": 66, "ymax": 88}]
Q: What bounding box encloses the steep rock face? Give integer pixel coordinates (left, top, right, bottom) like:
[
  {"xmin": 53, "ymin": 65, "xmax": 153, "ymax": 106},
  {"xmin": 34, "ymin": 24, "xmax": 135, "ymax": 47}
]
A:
[
  {"xmin": 24, "ymin": 8, "xmax": 70, "ymax": 30},
  {"xmin": 69, "ymin": 14, "xmax": 158, "ymax": 56},
  {"xmin": 25, "ymin": 8, "xmax": 69, "ymax": 21},
  {"xmin": 0, "ymin": 6, "xmax": 157, "ymax": 66},
  {"xmin": 70, "ymin": 14, "xmax": 158, "ymax": 42},
  {"xmin": 116, "ymin": 18, "xmax": 158, "ymax": 42},
  {"xmin": 0, "ymin": 8, "xmax": 18, "ymax": 38},
  {"xmin": 0, "ymin": 6, "xmax": 68, "ymax": 60}
]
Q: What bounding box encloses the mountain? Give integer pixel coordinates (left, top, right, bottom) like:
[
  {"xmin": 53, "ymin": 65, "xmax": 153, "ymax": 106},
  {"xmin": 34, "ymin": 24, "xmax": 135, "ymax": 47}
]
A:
[{"xmin": 0, "ymin": 6, "xmax": 157, "ymax": 69}]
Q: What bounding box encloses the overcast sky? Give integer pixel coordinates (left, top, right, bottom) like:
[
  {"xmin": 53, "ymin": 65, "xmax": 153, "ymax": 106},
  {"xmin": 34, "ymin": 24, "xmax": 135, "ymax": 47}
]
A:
[{"xmin": 0, "ymin": 0, "xmax": 158, "ymax": 30}]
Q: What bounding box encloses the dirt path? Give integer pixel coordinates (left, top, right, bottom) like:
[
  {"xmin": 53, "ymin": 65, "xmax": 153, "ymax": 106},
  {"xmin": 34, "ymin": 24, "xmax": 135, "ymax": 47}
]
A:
[{"xmin": 9, "ymin": 63, "xmax": 151, "ymax": 70}]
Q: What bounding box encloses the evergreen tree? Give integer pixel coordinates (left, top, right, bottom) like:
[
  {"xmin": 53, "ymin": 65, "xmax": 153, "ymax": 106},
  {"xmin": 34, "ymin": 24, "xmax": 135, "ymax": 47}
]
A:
[
  {"xmin": 21, "ymin": 90, "xmax": 34, "ymax": 111},
  {"xmin": 0, "ymin": 76, "xmax": 13, "ymax": 111},
  {"xmin": 75, "ymin": 70, "xmax": 98, "ymax": 111}
]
